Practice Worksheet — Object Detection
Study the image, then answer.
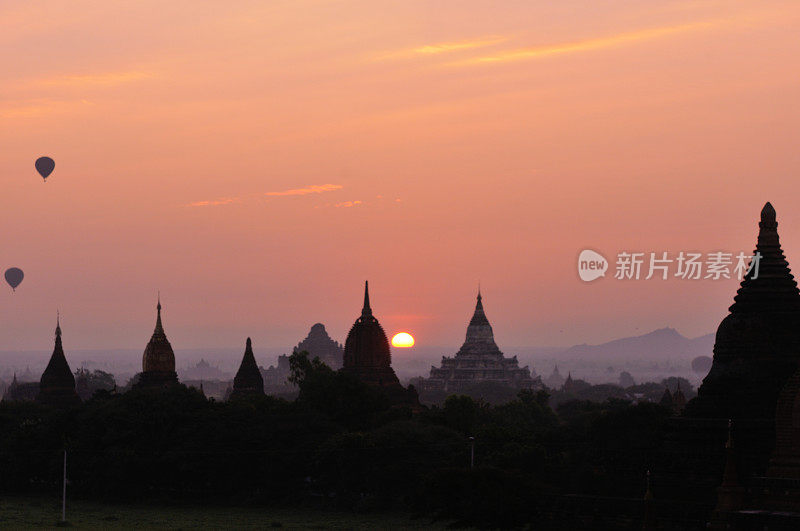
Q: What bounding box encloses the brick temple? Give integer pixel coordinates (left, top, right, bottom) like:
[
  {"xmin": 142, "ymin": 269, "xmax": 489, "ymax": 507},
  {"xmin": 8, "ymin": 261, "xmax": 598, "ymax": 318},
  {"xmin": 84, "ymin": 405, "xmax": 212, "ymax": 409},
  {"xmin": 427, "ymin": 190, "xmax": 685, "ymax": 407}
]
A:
[{"xmin": 422, "ymin": 289, "xmax": 538, "ymax": 392}]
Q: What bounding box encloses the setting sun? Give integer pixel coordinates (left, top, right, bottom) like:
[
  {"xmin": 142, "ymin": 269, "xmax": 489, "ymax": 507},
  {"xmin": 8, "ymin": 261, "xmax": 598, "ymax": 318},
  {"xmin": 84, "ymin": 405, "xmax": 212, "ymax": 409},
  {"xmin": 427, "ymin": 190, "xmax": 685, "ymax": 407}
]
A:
[{"xmin": 391, "ymin": 332, "xmax": 415, "ymax": 348}]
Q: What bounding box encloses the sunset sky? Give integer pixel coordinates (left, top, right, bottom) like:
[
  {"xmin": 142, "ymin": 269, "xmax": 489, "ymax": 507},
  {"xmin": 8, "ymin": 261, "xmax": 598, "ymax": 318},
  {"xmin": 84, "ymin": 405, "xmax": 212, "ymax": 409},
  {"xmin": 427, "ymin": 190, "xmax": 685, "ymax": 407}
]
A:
[{"xmin": 2, "ymin": 0, "xmax": 800, "ymax": 355}]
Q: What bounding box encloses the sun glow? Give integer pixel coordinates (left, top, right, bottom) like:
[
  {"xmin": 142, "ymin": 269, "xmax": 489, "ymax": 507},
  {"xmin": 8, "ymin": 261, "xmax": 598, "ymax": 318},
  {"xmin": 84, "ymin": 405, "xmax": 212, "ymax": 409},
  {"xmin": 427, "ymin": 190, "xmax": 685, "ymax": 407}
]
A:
[{"xmin": 391, "ymin": 332, "xmax": 415, "ymax": 348}]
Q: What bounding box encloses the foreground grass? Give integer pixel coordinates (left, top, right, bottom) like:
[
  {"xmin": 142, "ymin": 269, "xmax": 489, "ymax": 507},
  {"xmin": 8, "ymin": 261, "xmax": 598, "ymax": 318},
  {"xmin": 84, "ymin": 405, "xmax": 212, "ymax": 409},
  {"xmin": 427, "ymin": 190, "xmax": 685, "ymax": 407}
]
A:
[{"xmin": 0, "ymin": 496, "xmax": 460, "ymax": 530}]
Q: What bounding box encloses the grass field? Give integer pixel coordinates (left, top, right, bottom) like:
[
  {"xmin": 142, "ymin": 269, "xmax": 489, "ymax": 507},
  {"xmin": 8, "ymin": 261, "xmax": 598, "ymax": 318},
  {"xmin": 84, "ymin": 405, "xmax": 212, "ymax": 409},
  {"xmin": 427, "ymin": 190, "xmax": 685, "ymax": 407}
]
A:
[{"xmin": 0, "ymin": 496, "xmax": 462, "ymax": 529}]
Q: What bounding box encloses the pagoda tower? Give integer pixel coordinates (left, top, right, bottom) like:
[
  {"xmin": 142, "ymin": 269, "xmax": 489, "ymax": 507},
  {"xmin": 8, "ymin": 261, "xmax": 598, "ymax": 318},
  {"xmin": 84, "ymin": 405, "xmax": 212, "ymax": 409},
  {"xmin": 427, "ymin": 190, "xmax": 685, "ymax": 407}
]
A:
[
  {"xmin": 342, "ymin": 281, "xmax": 418, "ymax": 407},
  {"xmin": 230, "ymin": 337, "xmax": 265, "ymax": 399},
  {"xmin": 37, "ymin": 315, "xmax": 80, "ymax": 407},
  {"xmin": 425, "ymin": 289, "xmax": 536, "ymax": 392},
  {"xmin": 688, "ymin": 203, "xmax": 800, "ymax": 420},
  {"xmin": 136, "ymin": 297, "xmax": 179, "ymax": 389}
]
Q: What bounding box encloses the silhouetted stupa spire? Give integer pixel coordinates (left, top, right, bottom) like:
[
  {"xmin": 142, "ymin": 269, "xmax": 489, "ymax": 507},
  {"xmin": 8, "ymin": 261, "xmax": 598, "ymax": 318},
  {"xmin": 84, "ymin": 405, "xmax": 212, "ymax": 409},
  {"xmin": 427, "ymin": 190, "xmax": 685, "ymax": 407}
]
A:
[
  {"xmin": 729, "ymin": 202, "xmax": 800, "ymax": 313},
  {"xmin": 469, "ymin": 288, "xmax": 490, "ymax": 328},
  {"xmin": 460, "ymin": 288, "xmax": 499, "ymax": 353},
  {"xmin": 230, "ymin": 337, "xmax": 264, "ymax": 399},
  {"xmin": 362, "ymin": 280, "xmax": 372, "ymax": 317},
  {"xmin": 154, "ymin": 293, "xmax": 164, "ymax": 336},
  {"xmin": 38, "ymin": 314, "xmax": 80, "ymax": 407}
]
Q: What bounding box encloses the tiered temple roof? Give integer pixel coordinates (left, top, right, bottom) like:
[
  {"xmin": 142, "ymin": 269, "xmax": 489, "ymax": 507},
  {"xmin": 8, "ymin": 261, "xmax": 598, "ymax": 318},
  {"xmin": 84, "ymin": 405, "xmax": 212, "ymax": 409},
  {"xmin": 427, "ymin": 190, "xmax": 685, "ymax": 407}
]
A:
[
  {"xmin": 688, "ymin": 203, "xmax": 800, "ymax": 420},
  {"xmin": 2, "ymin": 373, "xmax": 39, "ymax": 402},
  {"xmin": 37, "ymin": 315, "xmax": 80, "ymax": 407},
  {"xmin": 424, "ymin": 290, "xmax": 537, "ymax": 392},
  {"xmin": 137, "ymin": 297, "xmax": 179, "ymax": 389},
  {"xmin": 293, "ymin": 323, "xmax": 343, "ymax": 369},
  {"xmin": 230, "ymin": 337, "xmax": 265, "ymax": 399},
  {"xmin": 262, "ymin": 323, "xmax": 343, "ymax": 391},
  {"xmin": 669, "ymin": 203, "xmax": 800, "ymax": 502}
]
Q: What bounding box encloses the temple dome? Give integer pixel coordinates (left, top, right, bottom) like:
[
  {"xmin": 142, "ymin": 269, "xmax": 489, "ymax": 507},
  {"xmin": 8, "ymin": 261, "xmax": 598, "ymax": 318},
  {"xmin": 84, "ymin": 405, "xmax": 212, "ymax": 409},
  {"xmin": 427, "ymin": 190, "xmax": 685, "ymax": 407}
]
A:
[
  {"xmin": 341, "ymin": 281, "xmax": 419, "ymax": 408},
  {"xmin": 343, "ymin": 281, "xmax": 392, "ymax": 369}
]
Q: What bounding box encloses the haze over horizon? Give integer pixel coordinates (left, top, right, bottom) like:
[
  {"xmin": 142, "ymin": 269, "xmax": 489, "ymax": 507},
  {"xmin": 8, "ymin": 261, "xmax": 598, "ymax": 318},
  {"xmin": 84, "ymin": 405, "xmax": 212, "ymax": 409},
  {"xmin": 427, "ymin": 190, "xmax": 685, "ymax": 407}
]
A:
[{"xmin": 3, "ymin": 0, "xmax": 800, "ymax": 351}]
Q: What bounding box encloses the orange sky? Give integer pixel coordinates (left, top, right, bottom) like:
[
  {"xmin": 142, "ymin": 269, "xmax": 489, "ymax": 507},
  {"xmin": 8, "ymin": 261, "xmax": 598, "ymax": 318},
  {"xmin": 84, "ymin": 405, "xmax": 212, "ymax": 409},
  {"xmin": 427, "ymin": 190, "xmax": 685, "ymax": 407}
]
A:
[{"xmin": 2, "ymin": 0, "xmax": 800, "ymax": 354}]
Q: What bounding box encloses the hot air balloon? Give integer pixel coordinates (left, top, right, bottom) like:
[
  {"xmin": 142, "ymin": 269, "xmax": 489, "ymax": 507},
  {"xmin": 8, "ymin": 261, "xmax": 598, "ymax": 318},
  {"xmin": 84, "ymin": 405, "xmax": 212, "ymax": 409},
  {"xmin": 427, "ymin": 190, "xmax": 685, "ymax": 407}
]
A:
[
  {"xmin": 5, "ymin": 268, "xmax": 24, "ymax": 292},
  {"xmin": 691, "ymin": 356, "xmax": 713, "ymax": 375},
  {"xmin": 35, "ymin": 157, "xmax": 55, "ymax": 181}
]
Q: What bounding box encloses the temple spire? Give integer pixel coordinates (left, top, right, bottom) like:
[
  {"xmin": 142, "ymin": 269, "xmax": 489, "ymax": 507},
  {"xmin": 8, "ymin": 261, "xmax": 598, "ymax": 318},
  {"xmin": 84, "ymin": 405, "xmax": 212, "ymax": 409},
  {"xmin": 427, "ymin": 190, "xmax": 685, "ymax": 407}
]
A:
[
  {"xmin": 38, "ymin": 313, "xmax": 80, "ymax": 406},
  {"xmin": 154, "ymin": 294, "xmax": 164, "ymax": 335},
  {"xmin": 468, "ymin": 287, "xmax": 489, "ymax": 327},
  {"xmin": 362, "ymin": 280, "xmax": 372, "ymax": 317},
  {"xmin": 762, "ymin": 201, "xmax": 776, "ymax": 222},
  {"xmin": 138, "ymin": 295, "xmax": 178, "ymax": 387},
  {"xmin": 230, "ymin": 336, "xmax": 264, "ymax": 399},
  {"xmin": 729, "ymin": 202, "xmax": 800, "ymax": 313}
]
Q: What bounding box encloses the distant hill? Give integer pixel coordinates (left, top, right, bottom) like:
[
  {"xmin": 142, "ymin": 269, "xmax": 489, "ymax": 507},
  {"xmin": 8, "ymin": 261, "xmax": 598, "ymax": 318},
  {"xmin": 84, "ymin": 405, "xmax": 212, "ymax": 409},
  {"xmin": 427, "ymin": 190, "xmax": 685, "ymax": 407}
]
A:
[{"xmin": 559, "ymin": 327, "xmax": 714, "ymax": 362}]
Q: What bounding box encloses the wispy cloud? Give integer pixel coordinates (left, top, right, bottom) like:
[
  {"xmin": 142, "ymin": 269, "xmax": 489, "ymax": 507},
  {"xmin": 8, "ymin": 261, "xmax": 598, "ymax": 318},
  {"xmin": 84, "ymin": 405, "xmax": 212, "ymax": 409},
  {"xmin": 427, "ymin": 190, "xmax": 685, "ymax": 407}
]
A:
[
  {"xmin": 265, "ymin": 184, "xmax": 343, "ymax": 196},
  {"xmin": 186, "ymin": 184, "xmax": 343, "ymax": 207},
  {"xmin": 451, "ymin": 21, "xmax": 719, "ymax": 66},
  {"xmin": 186, "ymin": 197, "xmax": 239, "ymax": 207},
  {"xmin": 412, "ymin": 36, "xmax": 507, "ymax": 55},
  {"xmin": 334, "ymin": 200, "xmax": 362, "ymax": 208},
  {"xmin": 374, "ymin": 36, "xmax": 506, "ymax": 61}
]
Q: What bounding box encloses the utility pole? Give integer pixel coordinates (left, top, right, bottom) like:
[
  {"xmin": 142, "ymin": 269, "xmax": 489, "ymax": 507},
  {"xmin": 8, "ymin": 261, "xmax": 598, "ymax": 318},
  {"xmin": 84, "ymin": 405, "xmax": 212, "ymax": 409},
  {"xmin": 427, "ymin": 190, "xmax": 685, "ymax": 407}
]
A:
[
  {"xmin": 61, "ymin": 449, "xmax": 67, "ymax": 524},
  {"xmin": 469, "ymin": 437, "xmax": 475, "ymax": 469}
]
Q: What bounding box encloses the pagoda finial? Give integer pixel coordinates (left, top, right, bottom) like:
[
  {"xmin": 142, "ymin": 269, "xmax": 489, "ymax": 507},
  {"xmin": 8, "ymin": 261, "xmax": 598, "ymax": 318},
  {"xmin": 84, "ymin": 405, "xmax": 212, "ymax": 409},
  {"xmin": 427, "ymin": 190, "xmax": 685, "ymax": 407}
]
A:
[
  {"xmin": 761, "ymin": 202, "xmax": 776, "ymax": 222},
  {"xmin": 757, "ymin": 201, "xmax": 778, "ymax": 241},
  {"xmin": 154, "ymin": 294, "xmax": 164, "ymax": 334},
  {"xmin": 55, "ymin": 310, "xmax": 61, "ymax": 338},
  {"xmin": 362, "ymin": 280, "xmax": 372, "ymax": 317},
  {"xmin": 246, "ymin": 337, "xmax": 252, "ymax": 351}
]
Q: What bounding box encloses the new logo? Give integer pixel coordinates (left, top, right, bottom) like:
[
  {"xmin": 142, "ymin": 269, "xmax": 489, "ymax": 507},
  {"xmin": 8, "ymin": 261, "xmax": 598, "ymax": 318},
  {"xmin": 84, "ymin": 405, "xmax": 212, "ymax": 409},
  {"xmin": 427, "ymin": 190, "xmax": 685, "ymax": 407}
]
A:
[{"xmin": 578, "ymin": 250, "xmax": 608, "ymax": 282}]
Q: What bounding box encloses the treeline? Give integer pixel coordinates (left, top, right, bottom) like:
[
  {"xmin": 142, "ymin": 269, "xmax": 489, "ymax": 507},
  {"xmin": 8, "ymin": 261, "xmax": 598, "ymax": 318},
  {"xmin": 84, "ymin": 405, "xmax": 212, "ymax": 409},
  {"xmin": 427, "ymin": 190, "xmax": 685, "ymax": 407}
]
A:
[{"xmin": 0, "ymin": 352, "xmax": 678, "ymax": 528}]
